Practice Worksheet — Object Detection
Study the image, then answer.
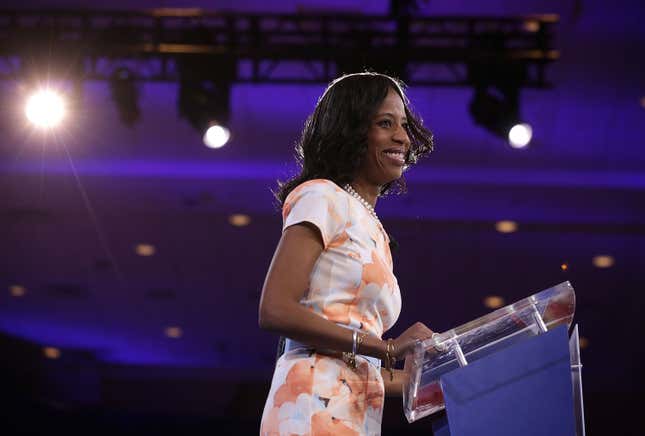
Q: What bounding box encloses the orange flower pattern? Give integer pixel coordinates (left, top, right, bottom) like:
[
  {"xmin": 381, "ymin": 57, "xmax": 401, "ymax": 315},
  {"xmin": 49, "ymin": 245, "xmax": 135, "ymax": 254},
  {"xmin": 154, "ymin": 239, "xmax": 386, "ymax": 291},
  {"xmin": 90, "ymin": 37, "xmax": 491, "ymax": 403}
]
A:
[{"xmin": 260, "ymin": 179, "xmax": 401, "ymax": 435}]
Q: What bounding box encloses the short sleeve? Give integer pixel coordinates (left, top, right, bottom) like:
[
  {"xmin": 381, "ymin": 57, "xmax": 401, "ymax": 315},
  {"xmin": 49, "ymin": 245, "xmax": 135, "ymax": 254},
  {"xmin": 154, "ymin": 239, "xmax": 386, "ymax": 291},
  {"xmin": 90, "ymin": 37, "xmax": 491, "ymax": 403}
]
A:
[{"xmin": 282, "ymin": 179, "xmax": 348, "ymax": 249}]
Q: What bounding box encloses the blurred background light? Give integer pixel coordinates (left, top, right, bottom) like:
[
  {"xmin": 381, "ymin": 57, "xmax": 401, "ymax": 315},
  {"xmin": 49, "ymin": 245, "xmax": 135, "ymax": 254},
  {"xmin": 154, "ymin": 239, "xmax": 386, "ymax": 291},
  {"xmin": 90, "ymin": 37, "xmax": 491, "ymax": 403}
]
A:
[
  {"xmin": 165, "ymin": 326, "xmax": 183, "ymax": 339},
  {"xmin": 25, "ymin": 89, "xmax": 66, "ymax": 128},
  {"xmin": 9, "ymin": 285, "xmax": 26, "ymax": 297},
  {"xmin": 203, "ymin": 124, "xmax": 231, "ymax": 149},
  {"xmin": 495, "ymin": 220, "xmax": 518, "ymax": 233},
  {"xmin": 43, "ymin": 347, "xmax": 61, "ymax": 359},
  {"xmin": 592, "ymin": 255, "xmax": 614, "ymax": 268},
  {"xmin": 135, "ymin": 244, "xmax": 156, "ymax": 257},
  {"xmin": 483, "ymin": 295, "xmax": 505, "ymax": 309},
  {"xmin": 229, "ymin": 214, "xmax": 251, "ymax": 227},
  {"xmin": 508, "ymin": 123, "xmax": 533, "ymax": 148}
]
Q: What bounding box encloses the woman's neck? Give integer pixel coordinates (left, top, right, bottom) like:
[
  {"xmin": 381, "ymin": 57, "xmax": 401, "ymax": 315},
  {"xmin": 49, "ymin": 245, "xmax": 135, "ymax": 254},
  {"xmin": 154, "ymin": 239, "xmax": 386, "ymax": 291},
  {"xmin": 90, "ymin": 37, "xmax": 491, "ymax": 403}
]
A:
[{"xmin": 350, "ymin": 178, "xmax": 381, "ymax": 208}]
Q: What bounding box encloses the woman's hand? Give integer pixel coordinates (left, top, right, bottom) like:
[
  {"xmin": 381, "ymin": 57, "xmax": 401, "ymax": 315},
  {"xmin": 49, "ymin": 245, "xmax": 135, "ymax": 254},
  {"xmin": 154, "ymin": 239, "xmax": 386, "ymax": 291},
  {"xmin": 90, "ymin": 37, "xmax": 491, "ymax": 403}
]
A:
[{"xmin": 390, "ymin": 322, "xmax": 434, "ymax": 361}]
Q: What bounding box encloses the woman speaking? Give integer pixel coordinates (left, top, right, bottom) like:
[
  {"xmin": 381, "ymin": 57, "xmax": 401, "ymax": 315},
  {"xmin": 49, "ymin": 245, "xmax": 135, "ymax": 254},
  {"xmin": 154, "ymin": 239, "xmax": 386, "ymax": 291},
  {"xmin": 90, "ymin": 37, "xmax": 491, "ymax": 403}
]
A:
[{"xmin": 259, "ymin": 72, "xmax": 435, "ymax": 435}]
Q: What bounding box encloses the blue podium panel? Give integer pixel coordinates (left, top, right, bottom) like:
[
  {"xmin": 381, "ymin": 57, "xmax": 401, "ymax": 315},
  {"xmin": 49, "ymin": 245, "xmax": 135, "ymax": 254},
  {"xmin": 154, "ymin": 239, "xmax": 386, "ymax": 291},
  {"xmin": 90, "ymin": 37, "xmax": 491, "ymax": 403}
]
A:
[{"xmin": 439, "ymin": 325, "xmax": 576, "ymax": 436}]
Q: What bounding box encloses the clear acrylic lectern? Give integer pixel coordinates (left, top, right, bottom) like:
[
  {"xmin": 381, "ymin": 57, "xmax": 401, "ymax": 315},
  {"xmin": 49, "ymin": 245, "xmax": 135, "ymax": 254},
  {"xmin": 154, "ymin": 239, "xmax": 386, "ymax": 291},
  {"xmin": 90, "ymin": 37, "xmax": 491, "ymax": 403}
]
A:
[{"xmin": 403, "ymin": 281, "xmax": 584, "ymax": 435}]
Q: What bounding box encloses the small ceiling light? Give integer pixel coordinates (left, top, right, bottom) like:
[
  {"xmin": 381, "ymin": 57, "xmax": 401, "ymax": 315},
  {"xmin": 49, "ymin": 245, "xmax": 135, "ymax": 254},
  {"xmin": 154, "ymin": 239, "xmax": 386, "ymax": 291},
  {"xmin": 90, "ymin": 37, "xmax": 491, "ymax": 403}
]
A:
[
  {"xmin": 495, "ymin": 220, "xmax": 518, "ymax": 233},
  {"xmin": 560, "ymin": 263, "xmax": 569, "ymax": 271},
  {"xmin": 592, "ymin": 255, "xmax": 614, "ymax": 268},
  {"xmin": 135, "ymin": 244, "xmax": 156, "ymax": 257},
  {"xmin": 9, "ymin": 285, "xmax": 26, "ymax": 297},
  {"xmin": 483, "ymin": 296, "xmax": 505, "ymax": 309},
  {"xmin": 229, "ymin": 214, "xmax": 251, "ymax": 227},
  {"xmin": 25, "ymin": 89, "xmax": 66, "ymax": 128},
  {"xmin": 203, "ymin": 124, "xmax": 231, "ymax": 149},
  {"xmin": 508, "ymin": 123, "xmax": 533, "ymax": 148},
  {"xmin": 43, "ymin": 347, "xmax": 61, "ymax": 359},
  {"xmin": 165, "ymin": 326, "xmax": 183, "ymax": 338},
  {"xmin": 578, "ymin": 337, "xmax": 589, "ymax": 350}
]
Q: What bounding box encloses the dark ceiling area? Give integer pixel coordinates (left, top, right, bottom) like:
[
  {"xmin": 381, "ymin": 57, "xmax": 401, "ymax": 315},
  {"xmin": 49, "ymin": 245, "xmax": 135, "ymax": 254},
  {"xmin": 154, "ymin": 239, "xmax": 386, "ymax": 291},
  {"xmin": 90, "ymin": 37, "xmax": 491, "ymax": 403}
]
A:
[{"xmin": 1, "ymin": 0, "xmax": 644, "ymax": 434}]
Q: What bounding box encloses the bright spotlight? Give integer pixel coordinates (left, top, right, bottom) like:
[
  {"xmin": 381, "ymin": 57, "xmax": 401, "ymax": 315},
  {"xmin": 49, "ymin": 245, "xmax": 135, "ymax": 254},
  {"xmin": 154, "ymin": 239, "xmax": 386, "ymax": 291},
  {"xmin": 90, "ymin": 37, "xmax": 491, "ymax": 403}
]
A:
[
  {"xmin": 203, "ymin": 124, "xmax": 231, "ymax": 149},
  {"xmin": 508, "ymin": 123, "xmax": 533, "ymax": 148},
  {"xmin": 25, "ymin": 89, "xmax": 66, "ymax": 128}
]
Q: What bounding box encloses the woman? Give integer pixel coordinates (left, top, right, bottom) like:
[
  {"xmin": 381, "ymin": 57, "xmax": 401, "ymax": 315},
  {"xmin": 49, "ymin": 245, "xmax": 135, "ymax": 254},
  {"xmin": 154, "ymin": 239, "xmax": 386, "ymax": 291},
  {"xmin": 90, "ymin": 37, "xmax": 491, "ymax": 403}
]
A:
[{"xmin": 259, "ymin": 72, "xmax": 435, "ymax": 435}]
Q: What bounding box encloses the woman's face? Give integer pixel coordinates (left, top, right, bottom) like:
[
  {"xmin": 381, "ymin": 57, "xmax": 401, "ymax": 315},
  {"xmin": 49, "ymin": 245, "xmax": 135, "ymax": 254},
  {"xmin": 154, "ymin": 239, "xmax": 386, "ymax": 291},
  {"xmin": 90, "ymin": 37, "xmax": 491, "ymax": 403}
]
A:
[{"xmin": 357, "ymin": 87, "xmax": 411, "ymax": 186}]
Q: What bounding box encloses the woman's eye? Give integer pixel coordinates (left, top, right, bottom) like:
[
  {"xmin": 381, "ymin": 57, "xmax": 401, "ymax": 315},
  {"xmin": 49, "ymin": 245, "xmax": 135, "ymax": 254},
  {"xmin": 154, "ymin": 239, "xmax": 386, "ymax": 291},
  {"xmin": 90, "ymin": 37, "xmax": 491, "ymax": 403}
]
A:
[{"xmin": 378, "ymin": 120, "xmax": 392, "ymax": 127}]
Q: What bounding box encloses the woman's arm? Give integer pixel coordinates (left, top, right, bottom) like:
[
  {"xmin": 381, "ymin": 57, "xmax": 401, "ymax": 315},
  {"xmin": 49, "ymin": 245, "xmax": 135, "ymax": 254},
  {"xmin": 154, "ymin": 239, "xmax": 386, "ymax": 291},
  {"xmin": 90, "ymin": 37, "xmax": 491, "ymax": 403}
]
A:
[
  {"xmin": 258, "ymin": 222, "xmax": 388, "ymax": 359},
  {"xmin": 381, "ymin": 368, "xmax": 408, "ymax": 397}
]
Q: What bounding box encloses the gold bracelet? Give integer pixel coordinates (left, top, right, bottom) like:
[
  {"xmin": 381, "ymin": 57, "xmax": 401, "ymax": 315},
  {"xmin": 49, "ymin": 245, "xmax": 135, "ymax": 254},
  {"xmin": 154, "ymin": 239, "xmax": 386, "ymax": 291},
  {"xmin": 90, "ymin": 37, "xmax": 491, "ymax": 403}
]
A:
[
  {"xmin": 385, "ymin": 339, "xmax": 395, "ymax": 381},
  {"xmin": 356, "ymin": 332, "xmax": 365, "ymax": 354},
  {"xmin": 342, "ymin": 351, "xmax": 356, "ymax": 368}
]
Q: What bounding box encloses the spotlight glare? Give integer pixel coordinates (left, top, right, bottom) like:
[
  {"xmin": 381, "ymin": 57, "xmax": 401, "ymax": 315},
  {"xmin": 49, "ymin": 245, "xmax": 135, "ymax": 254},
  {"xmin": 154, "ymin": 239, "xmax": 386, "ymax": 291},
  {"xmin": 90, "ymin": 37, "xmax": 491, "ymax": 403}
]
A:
[
  {"xmin": 203, "ymin": 124, "xmax": 230, "ymax": 149},
  {"xmin": 508, "ymin": 123, "xmax": 532, "ymax": 148},
  {"xmin": 25, "ymin": 89, "xmax": 66, "ymax": 128}
]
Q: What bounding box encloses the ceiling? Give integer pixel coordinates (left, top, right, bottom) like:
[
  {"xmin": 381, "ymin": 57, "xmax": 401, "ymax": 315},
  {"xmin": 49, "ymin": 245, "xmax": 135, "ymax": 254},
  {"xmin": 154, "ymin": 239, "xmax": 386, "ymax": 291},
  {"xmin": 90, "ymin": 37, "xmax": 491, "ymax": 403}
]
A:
[{"xmin": 1, "ymin": 0, "xmax": 644, "ymax": 430}]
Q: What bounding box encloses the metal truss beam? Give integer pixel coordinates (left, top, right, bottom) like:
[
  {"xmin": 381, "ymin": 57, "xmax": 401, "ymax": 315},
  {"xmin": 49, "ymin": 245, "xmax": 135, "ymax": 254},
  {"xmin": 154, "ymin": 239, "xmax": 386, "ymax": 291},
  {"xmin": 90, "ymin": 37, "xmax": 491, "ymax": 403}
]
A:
[{"xmin": 0, "ymin": 9, "xmax": 558, "ymax": 87}]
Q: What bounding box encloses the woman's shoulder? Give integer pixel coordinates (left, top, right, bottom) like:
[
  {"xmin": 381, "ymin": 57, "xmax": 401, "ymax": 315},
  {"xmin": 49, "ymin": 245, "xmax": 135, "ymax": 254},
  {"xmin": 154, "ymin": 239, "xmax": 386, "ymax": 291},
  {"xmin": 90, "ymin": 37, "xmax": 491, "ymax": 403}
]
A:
[{"xmin": 287, "ymin": 178, "xmax": 344, "ymax": 200}]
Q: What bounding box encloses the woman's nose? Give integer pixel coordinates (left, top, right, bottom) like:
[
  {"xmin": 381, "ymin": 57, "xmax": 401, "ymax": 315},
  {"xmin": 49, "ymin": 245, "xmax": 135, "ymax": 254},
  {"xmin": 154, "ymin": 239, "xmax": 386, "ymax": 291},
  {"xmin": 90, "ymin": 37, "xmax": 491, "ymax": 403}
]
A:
[{"xmin": 393, "ymin": 125, "xmax": 410, "ymax": 146}]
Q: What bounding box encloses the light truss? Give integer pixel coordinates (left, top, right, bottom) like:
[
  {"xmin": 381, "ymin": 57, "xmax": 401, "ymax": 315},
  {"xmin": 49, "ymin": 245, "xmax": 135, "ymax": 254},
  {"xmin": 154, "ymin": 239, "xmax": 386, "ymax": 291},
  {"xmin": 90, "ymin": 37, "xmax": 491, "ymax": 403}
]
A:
[{"xmin": 0, "ymin": 9, "xmax": 558, "ymax": 87}]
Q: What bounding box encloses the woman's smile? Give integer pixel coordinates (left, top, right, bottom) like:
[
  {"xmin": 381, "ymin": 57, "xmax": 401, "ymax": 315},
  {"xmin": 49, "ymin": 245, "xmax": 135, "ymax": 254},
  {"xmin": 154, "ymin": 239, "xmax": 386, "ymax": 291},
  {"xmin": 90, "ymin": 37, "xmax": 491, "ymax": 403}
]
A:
[{"xmin": 382, "ymin": 147, "xmax": 407, "ymax": 165}]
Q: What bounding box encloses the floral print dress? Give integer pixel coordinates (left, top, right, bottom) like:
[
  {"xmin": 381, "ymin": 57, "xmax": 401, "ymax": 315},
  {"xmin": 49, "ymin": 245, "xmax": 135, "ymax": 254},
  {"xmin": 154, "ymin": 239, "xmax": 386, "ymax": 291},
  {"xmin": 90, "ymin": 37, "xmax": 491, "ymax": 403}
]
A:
[{"xmin": 260, "ymin": 179, "xmax": 402, "ymax": 436}]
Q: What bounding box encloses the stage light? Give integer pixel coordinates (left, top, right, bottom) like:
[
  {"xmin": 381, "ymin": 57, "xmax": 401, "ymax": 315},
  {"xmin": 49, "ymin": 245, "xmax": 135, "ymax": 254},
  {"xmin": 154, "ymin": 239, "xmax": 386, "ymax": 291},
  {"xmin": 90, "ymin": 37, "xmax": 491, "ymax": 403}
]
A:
[
  {"xmin": 468, "ymin": 61, "xmax": 530, "ymax": 146},
  {"xmin": 508, "ymin": 123, "xmax": 533, "ymax": 148},
  {"xmin": 470, "ymin": 88, "xmax": 532, "ymax": 147},
  {"xmin": 25, "ymin": 89, "xmax": 66, "ymax": 128},
  {"xmin": 109, "ymin": 67, "xmax": 140, "ymax": 127},
  {"xmin": 177, "ymin": 56, "xmax": 234, "ymax": 148},
  {"xmin": 178, "ymin": 78, "xmax": 231, "ymax": 148},
  {"xmin": 203, "ymin": 124, "xmax": 231, "ymax": 149}
]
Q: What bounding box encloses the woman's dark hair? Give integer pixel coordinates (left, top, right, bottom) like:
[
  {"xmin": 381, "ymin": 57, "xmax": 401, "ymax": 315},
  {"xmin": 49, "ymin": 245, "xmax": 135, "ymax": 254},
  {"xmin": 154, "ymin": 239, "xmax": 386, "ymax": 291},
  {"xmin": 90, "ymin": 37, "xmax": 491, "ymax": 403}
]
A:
[{"xmin": 275, "ymin": 72, "xmax": 434, "ymax": 206}]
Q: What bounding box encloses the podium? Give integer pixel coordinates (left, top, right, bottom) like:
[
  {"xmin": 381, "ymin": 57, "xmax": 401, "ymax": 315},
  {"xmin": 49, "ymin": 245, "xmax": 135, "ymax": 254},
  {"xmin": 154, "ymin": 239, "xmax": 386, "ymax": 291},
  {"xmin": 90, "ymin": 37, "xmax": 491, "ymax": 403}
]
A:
[{"xmin": 403, "ymin": 282, "xmax": 586, "ymax": 436}]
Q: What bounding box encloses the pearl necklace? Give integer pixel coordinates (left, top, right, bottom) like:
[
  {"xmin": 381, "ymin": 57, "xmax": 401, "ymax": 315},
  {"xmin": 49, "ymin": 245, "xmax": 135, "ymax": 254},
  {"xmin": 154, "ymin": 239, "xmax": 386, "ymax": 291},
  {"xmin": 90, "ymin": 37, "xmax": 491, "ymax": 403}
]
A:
[{"xmin": 343, "ymin": 184, "xmax": 383, "ymax": 229}]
